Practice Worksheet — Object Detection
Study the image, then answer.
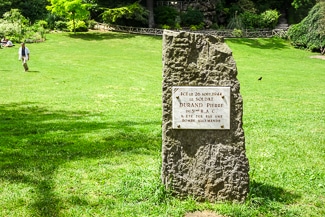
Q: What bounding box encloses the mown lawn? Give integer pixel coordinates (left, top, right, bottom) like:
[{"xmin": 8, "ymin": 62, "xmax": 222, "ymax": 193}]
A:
[{"xmin": 0, "ymin": 31, "xmax": 324, "ymax": 217}]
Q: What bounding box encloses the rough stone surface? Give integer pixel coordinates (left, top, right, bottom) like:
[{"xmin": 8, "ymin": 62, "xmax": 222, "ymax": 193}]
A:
[{"xmin": 162, "ymin": 30, "xmax": 249, "ymax": 202}]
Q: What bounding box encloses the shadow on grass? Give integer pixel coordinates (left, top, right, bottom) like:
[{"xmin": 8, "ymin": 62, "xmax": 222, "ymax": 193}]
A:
[
  {"xmin": 67, "ymin": 31, "xmax": 162, "ymax": 41},
  {"xmin": 248, "ymin": 180, "xmax": 301, "ymax": 206},
  {"xmin": 226, "ymin": 38, "xmax": 290, "ymax": 50},
  {"xmin": 67, "ymin": 31, "xmax": 136, "ymax": 41},
  {"xmin": 0, "ymin": 102, "xmax": 161, "ymax": 216}
]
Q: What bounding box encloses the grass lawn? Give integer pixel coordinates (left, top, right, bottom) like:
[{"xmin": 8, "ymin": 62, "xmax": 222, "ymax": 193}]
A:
[{"xmin": 0, "ymin": 31, "xmax": 324, "ymax": 217}]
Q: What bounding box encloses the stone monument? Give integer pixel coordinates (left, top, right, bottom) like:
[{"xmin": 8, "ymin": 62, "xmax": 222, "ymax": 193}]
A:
[{"xmin": 162, "ymin": 30, "xmax": 249, "ymax": 202}]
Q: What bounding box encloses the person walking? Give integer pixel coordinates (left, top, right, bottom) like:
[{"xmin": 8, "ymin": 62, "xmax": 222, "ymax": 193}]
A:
[{"xmin": 18, "ymin": 42, "xmax": 30, "ymax": 72}]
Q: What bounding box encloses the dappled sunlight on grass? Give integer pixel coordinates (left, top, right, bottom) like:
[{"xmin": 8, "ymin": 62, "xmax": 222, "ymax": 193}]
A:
[
  {"xmin": 0, "ymin": 102, "xmax": 161, "ymax": 216},
  {"xmin": 0, "ymin": 32, "xmax": 324, "ymax": 216}
]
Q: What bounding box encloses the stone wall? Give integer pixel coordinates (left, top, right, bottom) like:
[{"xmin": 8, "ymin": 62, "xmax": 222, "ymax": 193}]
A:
[{"xmin": 162, "ymin": 30, "xmax": 249, "ymax": 202}]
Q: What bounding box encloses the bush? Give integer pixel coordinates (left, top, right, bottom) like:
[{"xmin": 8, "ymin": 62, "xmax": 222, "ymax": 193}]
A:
[
  {"xmin": 232, "ymin": 28, "xmax": 243, "ymax": 37},
  {"xmin": 67, "ymin": 20, "xmax": 88, "ymax": 32},
  {"xmin": 87, "ymin": 19, "xmax": 97, "ymax": 29},
  {"xmin": 54, "ymin": 21, "xmax": 68, "ymax": 31},
  {"xmin": 227, "ymin": 13, "xmax": 243, "ymax": 29},
  {"xmin": 240, "ymin": 11, "xmax": 261, "ymax": 29},
  {"xmin": 161, "ymin": 24, "xmax": 171, "ymax": 30},
  {"xmin": 287, "ymin": 2, "xmax": 325, "ymax": 52},
  {"xmin": 0, "ymin": 21, "xmax": 20, "ymax": 41},
  {"xmin": 260, "ymin": 9, "xmax": 280, "ymax": 29},
  {"xmin": 181, "ymin": 8, "xmax": 204, "ymax": 26},
  {"xmin": 0, "ymin": 9, "xmax": 28, "ymax": 42},
  {"xmin": 190, "ymin": 23, "xmax": 204, "ymax": 31},
  {"xmin": 154, "ymin": 6, "xmax": 179, "ymax": 27}
]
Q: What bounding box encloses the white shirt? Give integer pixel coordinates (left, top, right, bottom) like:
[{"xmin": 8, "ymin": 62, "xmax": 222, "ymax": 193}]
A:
[
  {"xmin": 18, "ymin": 46, "xmax": 30, "ymax": 60},
  {"xmin": 6, "ymin": 41, "xmax": 13, "ymax": 46}
]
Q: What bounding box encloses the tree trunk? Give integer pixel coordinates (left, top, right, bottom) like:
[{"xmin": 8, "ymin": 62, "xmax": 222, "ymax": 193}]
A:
[{"xmin": 146, "ymin": 0, "xmax": 155, "ymax": 28}]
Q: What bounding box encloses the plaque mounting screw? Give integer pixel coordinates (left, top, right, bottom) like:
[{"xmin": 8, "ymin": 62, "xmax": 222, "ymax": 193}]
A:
[
  {"xmin": 221, "ymin": 95, "xmax": 225, "ymax": 99},
  {"xmin": 176, "ymin": 96, "xmax": 179, "ymax": 99},
  {"xmin": 221, "ymin": 125, "xmax": 224, "ymax": 128},
  {"xmin": 177, "ymin": 125, "xmax": 181, "ymax": 128}
]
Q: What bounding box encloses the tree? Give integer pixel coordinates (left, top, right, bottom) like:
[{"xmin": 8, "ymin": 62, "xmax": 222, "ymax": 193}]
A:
[
  {"xmin": 47, "ymin": 0, "xmax": 91, "ymax": 33},
  {"xmin": 101, "ymin": 2, "xmax": 148, "ymax": 26},
  {"xmin": 287, "ymin": 1, "xmax": 325, "ymax": 52},
  {"xmin": 0, "ymin": 0, "xmax": 12, "ymax": 18},
  {"xmin": 146, "ymin": 0, "xmax": 155, "ymax": 28}
]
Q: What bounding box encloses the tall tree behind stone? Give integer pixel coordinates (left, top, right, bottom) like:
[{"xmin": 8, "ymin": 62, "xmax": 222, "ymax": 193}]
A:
[{"xmin": 146, "ymin": 0, "xmax": 155, "ymax": 28}]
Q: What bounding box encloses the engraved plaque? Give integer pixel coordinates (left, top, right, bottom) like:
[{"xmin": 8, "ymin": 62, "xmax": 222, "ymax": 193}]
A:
[{"xmin": 172, "ymin": 86, "xmax": 230, "ymax": 129}]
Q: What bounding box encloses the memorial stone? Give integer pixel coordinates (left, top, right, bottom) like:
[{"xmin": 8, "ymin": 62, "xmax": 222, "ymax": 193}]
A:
[{"xmin": 162, "ymin": 30, "xmax": 249, "ymax": 202}]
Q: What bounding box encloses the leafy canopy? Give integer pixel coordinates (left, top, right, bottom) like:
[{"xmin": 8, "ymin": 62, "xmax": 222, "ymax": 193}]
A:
[
  {"xmin": 47, "ymin": 0, "xmax": 91, "ymax": 33},
  {"xmin": 47, "ymin": 0, "xmax": 90, "ymax": 20},
  {"xmin": 101, "ymin": 2, "xmax": 148, "ymax": 24}
]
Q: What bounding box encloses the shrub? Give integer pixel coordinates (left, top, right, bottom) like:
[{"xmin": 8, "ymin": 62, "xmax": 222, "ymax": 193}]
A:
[
  {"xmin": 227, "ymin": 13, "xmax": 243, "ymax": 29},
  {"xmin": 161, "ymin": 24, "xmax": 171, "ymax": 30},
  {"xmin": 260, "ymin": 9, "xmax": 280, "ymax": 29},
  {"xmin": 287, "ymin": 2, "xmax": 325, "ymax": 52},
  {"xmin": 190, "ymin": 23, "xmax": 204, "ymax": 31},
  {"xmin": 154, "ymin": 6, "xmax": 179, "ymax": 27},
  {"xmin": 240, "ymin": 11, "xmax": 261, "ymax": 29},
  {"xmin": 35, "ymin": 20, "xmax": 48, "ymax": 29},
  {"xmin": 0, "ymin": 21, "xmax": 20, "ymax": 41},
  {"xmin": 54, "ymin": 21, "xmax": 68, "ymax": 31},
  {"xmin": 87, "ymin": 19, "xmax": 97, "ymax": 29},
  {"xmin": 67, "ymin": 20, "xmax": 88, "ymax": 32},
  {"xmin": 46, "ymin": 13, "xmax": 61, "ymax": 30},
  {"xmin": 232, "ymin": 28, "xmax": 243, "ymax": 37},
  {"xmin": 0, "ymin": 9, "xmax": 28, "ymax": 42},
  {"xmin": 181, "ymin": 8, "xmax": 204, "ymax": 26}
]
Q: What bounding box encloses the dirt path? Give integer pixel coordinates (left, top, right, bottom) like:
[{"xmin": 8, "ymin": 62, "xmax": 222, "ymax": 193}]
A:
[
  {"xmin": 310, "ymin": 55, "xmax": 325, "ymax": 60},
  {"xmin": 184, "ymin": 211, "xmax": 226, "ymax": 217}
]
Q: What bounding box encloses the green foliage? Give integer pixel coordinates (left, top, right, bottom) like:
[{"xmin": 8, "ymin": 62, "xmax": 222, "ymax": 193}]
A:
[
  {"xmin": 0, "ymin": 9, "xmax": 28, "ymax": 42},
  {"xmin": 0, "ymin": 0, "xmax": 48, "ymax": 23},
  {"xmin": 2, "ymin": 8, "xmax": 28, "ymax": 24},
  {"xmin": 0, "ymin": 8, "xmax": 46, "ymax": 43},
  {"xmin": 101, "ymin": 2, "xmax": 148, "ymax": 26},
  {"xmin": 161, "ymin": 24, "xmax": 171, "ymax": 29},
  {"xmin": 292, "ymin": 0, "xmax": 316, "ymax": 9},
  {"xmin": 46, "ymin": 13, "xmax": 61, "ymax": 30},
  {"xmin": 232, "ymin": 28, "xmax": 243, "ymax": 37},
  {"xmin": 0, "ymin": 21, "xmax": 18, "ymax": 39},
  {"xmin": 19, "ymin": 0, "xmax": 48, "ymax": 23},
  {"xmin": 287, "ymin": 1, "xmax": 325, "ymax": 52},
  {"xmin": 67, "ymin": 20, "xmax": 88, "ymax": 32},
  {"xmin": 239, "ymin": 9, "xmax": 279, "ymax": 29},
  {"xmin": 87, "ymin": 19, "xmax": 97, "ymax": 29},
  {"xmin": 237, "ymin": 0, "xmax": 257, "ymax": 13},
  {"xmin": 54, "ymin": 20, "xmax": 68, "ymax": 31},
  {"xmin": 260, "ymin": 9, "xmax": 280, "ymax": 29},
  {"xmin": 174, "ymin": 22, "xmax": 182, "ymax": 30},
  {"xmin": 154, "ymin": 6, "xmax": 179, "ymax": 27},
  {"xmin": 227, "ymin": 12, "xmax": 244, "ymax": 29},
  {"xmin": 240, "ymin": 11, "xmax": 261, "ymax": 29},
  {"xmin": 189, "ymin": 23, "xmax": 204, "ymax": 31},
  {"xmin": 47, "ymin": 0, "xmax": 91, "ymax": 33},
  {"xmin": 180, "ymin": 8, "xmax": 204, "ymax": 26},
  {"xmin": 35, "ymin": 20, "xmax": 48, "ymax": 29}
]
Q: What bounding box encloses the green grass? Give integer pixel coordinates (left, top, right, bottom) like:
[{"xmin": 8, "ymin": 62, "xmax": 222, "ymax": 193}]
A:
[{"xmin": 0, "ymin": 32, "xmax": 324, "ymax": 217}]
